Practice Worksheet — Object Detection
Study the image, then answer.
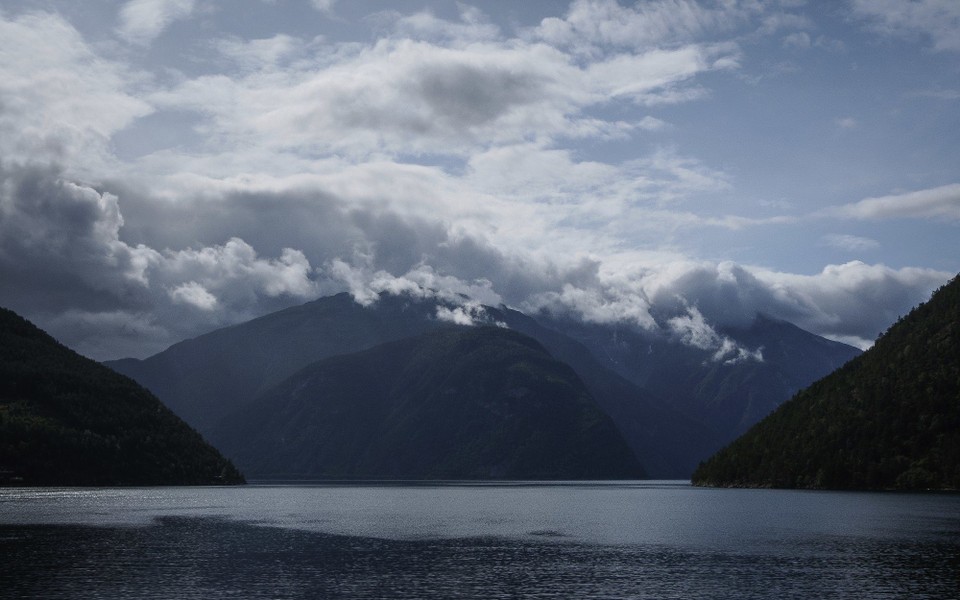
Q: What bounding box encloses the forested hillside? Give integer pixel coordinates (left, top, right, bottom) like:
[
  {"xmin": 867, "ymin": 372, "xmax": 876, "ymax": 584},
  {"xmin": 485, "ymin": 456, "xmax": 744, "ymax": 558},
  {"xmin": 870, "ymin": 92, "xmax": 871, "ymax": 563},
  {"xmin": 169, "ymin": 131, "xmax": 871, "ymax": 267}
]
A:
[
  {"xmin": 692, "ymin": 276, "xmax": 960, "ymax": 490},
  {"xmin": 0, "ymin": 308, "xmax": 244, "ymax": 486}
]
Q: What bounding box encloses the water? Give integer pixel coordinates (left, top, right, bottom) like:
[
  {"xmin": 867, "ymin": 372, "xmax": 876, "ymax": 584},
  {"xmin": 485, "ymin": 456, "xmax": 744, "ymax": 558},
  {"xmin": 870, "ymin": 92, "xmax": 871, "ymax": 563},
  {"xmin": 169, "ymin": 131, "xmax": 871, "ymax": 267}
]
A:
[{"xmin": 1, "ymin": 481, "xmax": 958, "ymax": 599}]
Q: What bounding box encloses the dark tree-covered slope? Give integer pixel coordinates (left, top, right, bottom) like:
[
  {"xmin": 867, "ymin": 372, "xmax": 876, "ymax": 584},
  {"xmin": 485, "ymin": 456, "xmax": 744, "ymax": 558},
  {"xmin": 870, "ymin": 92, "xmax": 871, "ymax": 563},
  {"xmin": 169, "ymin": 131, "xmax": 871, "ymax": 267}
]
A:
[
  {"xmin": 692, "ymin": 275, "xmax": 960, "ymax": 490},
  {"xmin": 0, "ymin": 307, "xmax": 244, "ymax": 486},
  {"xmin": 211, "ymin": 327, "xmax": 645, "ymax": 480}
]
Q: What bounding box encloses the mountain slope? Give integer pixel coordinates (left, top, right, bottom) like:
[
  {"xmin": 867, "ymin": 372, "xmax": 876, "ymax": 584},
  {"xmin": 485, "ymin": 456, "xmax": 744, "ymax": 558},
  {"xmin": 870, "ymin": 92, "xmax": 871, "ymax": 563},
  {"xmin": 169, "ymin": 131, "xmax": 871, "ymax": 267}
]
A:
[
  {"xmin": 485, "ymin": 305, "xmax": 723, "ymax": 478},
  {"xmin": 111, "ymin": 293, "xmax": 718, "ymax": 477},
  {"xmin": 0, "ymin": 307, "xmax": 244, "ymax": 486},
  {"xmin": 109, "ymin": 292, "xmax": 856, "ymax": 478},
  {"xmin": 535, "ymin": 313, "xmax": 860, "ymax": 445},
  {"xmin": 692, "ymin": 275, "xmax": 960, "ymax": 490},
  {"xmin": 108, "ymin": 293, "xmax": 442, "ymax": 432},
  {"xmin": 211, "ymin": 327, "xmax": 645, "ymax": 480}
]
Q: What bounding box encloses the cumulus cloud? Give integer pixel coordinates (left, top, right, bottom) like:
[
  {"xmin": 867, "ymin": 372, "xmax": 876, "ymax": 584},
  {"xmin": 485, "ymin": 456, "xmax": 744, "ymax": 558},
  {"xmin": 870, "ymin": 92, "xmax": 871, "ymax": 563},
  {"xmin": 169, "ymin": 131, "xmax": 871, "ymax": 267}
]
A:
[
  {"xmin": 1, "ymin": 161, "xmax": 950, "ymax": 359},
  {"xmin": 326, "ymin": 260, "xmax": 503, "ymax": 310},
  {"xmin": 117, "ymin": 0, "xmax": 196, "ymax": 45},
  {"xmin": 145, "ymin": 9, "xmax": 738, "ymax": 159},
  {"xmin": 823, "ymin": 183, "xmax": 960, "ymax": 221},
  {"xmin": 1, "ymin": 2, "xmax": 954, "ymax": 364},
  {"xmin": 160, "ymin": 239, "xmax": 317, "ymax": 301},
  {"xmin": 169, "ymin": 281, "xmax": 218, "ymax": 310},
  {"xmin": 0, "ymin": 11, "xmax": 152, "ymax": 171},
  {"xmin": 750, "ymin": 261, "xmax": 951, "ymax": 348},
  {"xmin": 523, "ymin": 260, "xmax": 950, "ymax": 351},
  {"xmin": 0, "ymin": 163, "xmax": 159, "ymax": 306},
  {"xmin": 0, "ymin": 165, "xmax": 321, "ymax": 358}
]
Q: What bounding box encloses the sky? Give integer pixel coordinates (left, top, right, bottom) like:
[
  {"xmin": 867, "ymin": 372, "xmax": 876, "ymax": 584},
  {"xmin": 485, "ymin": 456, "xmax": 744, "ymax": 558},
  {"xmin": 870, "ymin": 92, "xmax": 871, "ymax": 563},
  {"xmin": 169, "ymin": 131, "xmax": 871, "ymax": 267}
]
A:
[{"xmin": 0, "ymin": 0, "xmax": 958, "ymax": 361}]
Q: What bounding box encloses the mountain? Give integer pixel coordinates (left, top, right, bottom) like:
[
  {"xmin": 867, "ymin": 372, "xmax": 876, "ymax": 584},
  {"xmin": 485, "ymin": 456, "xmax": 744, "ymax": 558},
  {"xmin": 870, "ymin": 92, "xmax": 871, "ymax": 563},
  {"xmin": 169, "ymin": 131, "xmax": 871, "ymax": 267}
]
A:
[
  {"xmin": 533, "ymin": 313, "xmax": 860, "ymax": 446},
  {"xmin": 108, "ymin": 292, "xmax": 857, "ymax": 478},
  {"xmin": 692, "ymin": 275, "xmax": 960, "ymax": 490},
  {"xmin": 108, "ymin": 292, "xmax": 442, "ymax": 433},
  {"xmin": 0, "ymin": 307, "xmax": 243, "ymax": 486},
  {"xmin": 484, "ymin": 305, "xmax": 723, "ymax": 477},
  {"xmin": 109, "ymin": 293, "xmax": 717, "ymax": 477},
  {"xmin": 211, "ymin": 327, "xmax": 644, "ymax": 480}
]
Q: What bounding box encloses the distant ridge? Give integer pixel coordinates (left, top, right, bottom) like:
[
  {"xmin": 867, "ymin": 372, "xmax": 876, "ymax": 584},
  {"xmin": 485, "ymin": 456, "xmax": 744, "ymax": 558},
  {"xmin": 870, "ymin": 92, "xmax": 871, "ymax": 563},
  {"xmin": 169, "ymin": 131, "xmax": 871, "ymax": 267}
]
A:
[
  {"xmin": 107, "ymin": 292, "xmax": 442, "ymax": 433},
  {"xmin": 692, "ymin": 275, "xmax": 960, "ymax": 490},
  {"xmin": 0, "ymin": 307, "xmax": 244, "ymax": 486},
  {"xmin": 532, "ymin": 312, "xmax": 861, "ymax": 446},
  {"xmin": 211, "ymin": 327, "xmax": 645, "ymax": 480},
  {"xmin": 108, "ymin": 291, "xmax": 859, "ymax": 478}
]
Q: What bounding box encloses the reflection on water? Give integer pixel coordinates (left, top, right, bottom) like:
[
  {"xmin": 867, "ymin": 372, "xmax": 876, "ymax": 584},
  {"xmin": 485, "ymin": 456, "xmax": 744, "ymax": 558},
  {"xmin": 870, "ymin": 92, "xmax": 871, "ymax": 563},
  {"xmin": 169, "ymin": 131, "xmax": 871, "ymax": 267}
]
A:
[{"xmin": 1, "ymin": 482, "xmax": 958, "ymax": 599}]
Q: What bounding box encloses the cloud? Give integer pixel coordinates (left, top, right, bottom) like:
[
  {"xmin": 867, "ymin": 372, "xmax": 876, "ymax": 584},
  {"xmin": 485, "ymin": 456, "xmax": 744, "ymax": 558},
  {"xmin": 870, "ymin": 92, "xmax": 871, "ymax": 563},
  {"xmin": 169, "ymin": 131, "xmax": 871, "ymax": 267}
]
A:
[
  {"xmin": 750, "ymin": 261, "xmax": 950, "ymax": 348},
  {"xmin": 159, "ymin": 238, "xmax": 319, "ymax": 303},
  {"xmin": 436, "ymin": 302, "xmax": 504, "ymax": 327},
  {"xmin": 820, "ymin": 234, "xmax": 880, "ymax": 252},
  {"xmin": 326, "ymin": 260, "xmax": 504, "ymax": 310},
  {"xmin": 1, "ymin": 162, "xmax": 950, "ymax": 360},
  {"xmin": 169, "ymin": 281, "xmax": 218, "ymax": 310},
  {"xmin": 851, "ymin": 0, "xmax": 960, "ymax": 52},
  {"xmin": 835, "ymin": 117, "xmax": 858, "ymax": 129},
  {"xmin": 152, "ymin": 39, "xmax": 573, "ymax": 156},
  {"xmin": 0, "ymin": 163, "xmax": 159, "ymax": 311},
  {"xmin": 533, "ymin": 0, "xmax": 749, "ymax": 53},
  {"xmin": 146, "ymin": 11, "xmax": 737, "ymax": 159},
  {"xmin": 782, "ymin": 31, "xmax": 811, "ymax": 49},
  {"xmin": 117, "ymin": 0, "xmax": 196, "ymax": 45},
  {"xmin": 523, "ymin": 259, "xmax": 950, "ymax": 351},
  {"xmin": 0, "ymin": 11, "xmax": 152, "ymax": 171},
  {"xmin": 309, "ymin": 0, "xmax": 337, "ymax": 15},
  {"xmin": 667, "ymin": 305, "xmax": 763, "ymax": 364},
  {"xmin": 214, "ymin": 34, "xmax": 307, "ymax": 71},
  {"xmin": 386, "ymin": 6, "xmax": 501, "ymax": 43},
  {"xmin": 0, "ymin": 165, "xmax": 321, "ymax": 358},
  {"xmin": 823, "ymin": 183, "xmax": 960, "ymax": 221},
  {"xmin": 0, "ymin": 2, "xmax": 953, "ymax": 365},
  {"xmin": 910, "ymin": 87, "xmax": 960, "ymax": 100}
]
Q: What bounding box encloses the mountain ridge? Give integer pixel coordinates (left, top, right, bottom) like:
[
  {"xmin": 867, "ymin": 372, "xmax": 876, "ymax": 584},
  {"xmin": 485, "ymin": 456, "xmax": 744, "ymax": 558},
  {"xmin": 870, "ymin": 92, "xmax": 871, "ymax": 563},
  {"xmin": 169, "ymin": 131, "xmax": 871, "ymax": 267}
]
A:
[
  {"xmin": 211, "ymin": 326, "xmax": 645, "ymax": 480},
  {"xmin": 107, "ymin": 291, "xmax": 860, "ymax": 478}
]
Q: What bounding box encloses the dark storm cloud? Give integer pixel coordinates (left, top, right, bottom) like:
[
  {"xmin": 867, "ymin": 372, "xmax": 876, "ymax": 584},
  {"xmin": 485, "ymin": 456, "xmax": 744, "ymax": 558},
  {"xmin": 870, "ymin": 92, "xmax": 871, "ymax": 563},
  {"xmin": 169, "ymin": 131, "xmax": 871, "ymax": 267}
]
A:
[
  {"xmin": 0, "ymin": 163, "xmax": 156, "ymax": 314},
  {"xmin": 0, "ymin": 162, "xmax": 949, "ymax": 360}
]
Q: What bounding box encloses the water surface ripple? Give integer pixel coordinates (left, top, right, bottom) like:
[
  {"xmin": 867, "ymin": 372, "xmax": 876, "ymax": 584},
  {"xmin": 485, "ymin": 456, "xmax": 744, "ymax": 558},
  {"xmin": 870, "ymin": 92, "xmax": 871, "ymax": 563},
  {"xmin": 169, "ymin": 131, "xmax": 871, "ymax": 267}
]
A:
[{"xmin": 2, "ymin": 482, "xmax": 957, "ymax": 599}]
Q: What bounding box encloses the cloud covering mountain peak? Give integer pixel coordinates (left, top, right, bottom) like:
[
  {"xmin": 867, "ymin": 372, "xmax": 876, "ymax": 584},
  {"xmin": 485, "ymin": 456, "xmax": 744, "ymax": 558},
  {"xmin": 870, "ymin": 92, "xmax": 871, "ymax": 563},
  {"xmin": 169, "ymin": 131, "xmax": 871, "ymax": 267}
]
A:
[{"xmin": 0, "ymin": 1, "xmax": 956, "ymax": 360}]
